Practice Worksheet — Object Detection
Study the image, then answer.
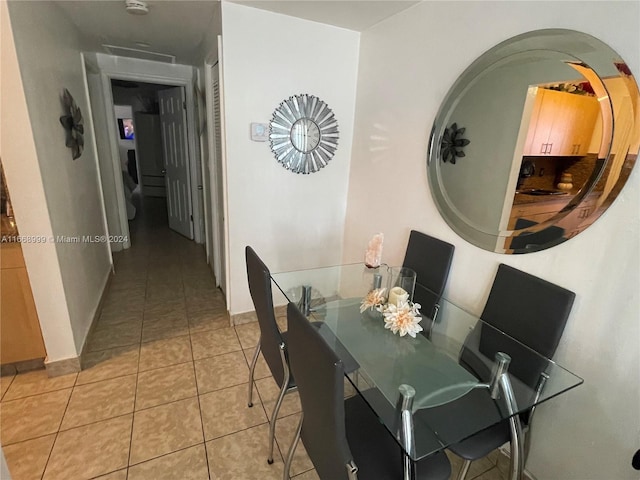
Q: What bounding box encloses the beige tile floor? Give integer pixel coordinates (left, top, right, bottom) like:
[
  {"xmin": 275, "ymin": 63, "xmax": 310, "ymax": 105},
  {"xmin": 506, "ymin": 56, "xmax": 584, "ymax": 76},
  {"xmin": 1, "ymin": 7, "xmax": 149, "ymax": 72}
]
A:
[{"xmin": 0, "ymin": 197, "xmax": 508, "ymax": 480}]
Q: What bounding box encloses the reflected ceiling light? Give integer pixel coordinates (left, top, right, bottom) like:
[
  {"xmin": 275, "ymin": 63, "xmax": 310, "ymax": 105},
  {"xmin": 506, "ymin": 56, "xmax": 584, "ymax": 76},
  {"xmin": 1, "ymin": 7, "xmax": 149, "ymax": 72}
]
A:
[
  {"xmin": 135, "ymin": 41, "xmax": 151, "ymax": 48},
  {"xmin": 125, "ymin": 0, "xmax": 149, "ymax": 15}
]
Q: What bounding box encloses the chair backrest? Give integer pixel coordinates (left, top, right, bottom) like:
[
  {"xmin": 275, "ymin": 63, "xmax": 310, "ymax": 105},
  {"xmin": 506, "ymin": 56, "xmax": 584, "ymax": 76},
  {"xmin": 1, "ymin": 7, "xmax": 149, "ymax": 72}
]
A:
[
  {"xmin": 510, "ymin": 218, "xmax": 566, "ymax": 252},
  {"xmin": 462, "ymin": 263, "xmax": 575, "ymax": 387},
  {"xmin": 245, "ymin": 246, "xmax": 287, "ymax": 387},
  {"xmin": 402, "ymin": 230, "xmax": 455, "ymax": 332},
  {"xmin": 287, "ymin": 302, "xmax": 354, "ymax": 480}
]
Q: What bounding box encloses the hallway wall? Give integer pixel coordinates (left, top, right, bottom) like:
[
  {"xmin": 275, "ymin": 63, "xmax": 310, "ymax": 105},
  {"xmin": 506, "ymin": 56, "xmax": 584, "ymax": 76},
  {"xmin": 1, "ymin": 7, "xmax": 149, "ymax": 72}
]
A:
[{"xmin": 3, "ymin": 1, "xmax": 112, "ymax": 359}]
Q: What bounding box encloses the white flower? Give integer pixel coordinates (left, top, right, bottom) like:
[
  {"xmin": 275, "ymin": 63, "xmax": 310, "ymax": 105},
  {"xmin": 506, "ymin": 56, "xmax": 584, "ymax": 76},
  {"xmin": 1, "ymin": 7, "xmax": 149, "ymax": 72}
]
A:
[
  {"xmin": 382, "ymin": 300, "xmax": 423, "ymax": 338},
  {"xmin": 360, "ymin": 288, "xmax": 387, "ymax": 313}
]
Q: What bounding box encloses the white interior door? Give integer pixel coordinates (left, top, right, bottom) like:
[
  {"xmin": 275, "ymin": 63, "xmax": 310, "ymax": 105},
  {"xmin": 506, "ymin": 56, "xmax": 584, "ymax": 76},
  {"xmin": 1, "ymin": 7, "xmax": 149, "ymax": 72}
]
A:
[{"xmin": 158, "ymin": 87, "xmax": 193, "ymax": 239}]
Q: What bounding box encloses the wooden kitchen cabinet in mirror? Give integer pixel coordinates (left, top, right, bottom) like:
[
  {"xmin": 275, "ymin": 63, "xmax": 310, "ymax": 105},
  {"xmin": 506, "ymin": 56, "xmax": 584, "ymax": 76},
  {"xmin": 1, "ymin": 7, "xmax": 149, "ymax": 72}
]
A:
[
  {"xmin": 523, "ymin": 87, "xmax": 600, "ymax": 157},
  {"xmin": 428, "ymin": 29, "xmax": 639, "ymax": 254}
]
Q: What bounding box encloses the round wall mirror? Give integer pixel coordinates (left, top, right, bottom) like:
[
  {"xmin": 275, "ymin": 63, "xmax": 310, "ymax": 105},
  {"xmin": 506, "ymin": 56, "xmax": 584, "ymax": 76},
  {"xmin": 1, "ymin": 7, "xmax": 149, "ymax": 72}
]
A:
[
  {"xmin": 427, "ymin": 29, "xmax": 639, "ymax": 253},
  {"xmin": 269, "ymin": 94, "xmax": 339, "ymax": 174}
]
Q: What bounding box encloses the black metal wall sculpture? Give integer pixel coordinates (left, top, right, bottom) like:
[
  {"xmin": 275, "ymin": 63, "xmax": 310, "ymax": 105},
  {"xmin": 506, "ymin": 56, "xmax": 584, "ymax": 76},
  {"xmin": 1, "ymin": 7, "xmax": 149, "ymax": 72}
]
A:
[
  {"xmin": 440, "ymin": 123, "xmax": 469, "ymax": 164},
  {"xmin": 59, "ymin": 88, "xmax": 84, "ymax": 160}
]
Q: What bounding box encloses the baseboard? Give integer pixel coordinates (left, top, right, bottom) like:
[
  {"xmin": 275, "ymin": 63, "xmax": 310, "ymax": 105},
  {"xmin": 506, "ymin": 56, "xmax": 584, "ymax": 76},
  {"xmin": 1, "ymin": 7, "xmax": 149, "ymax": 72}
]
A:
[
  {"xmin": 1, "ymin": 358, "xmax": 45, "ymax": 376},
  {"xmin": 78, "ymin": 269, "xmax": 114, "ymax": 367},
  {"xmin": 230, "ymin": 310, "xmax": 257, "ymax": 325},
  {"xmin": 44, "ymin": 356, "xmax": 81, "ymax": 377},
  {"xmin": 498, "ymin": 445, "xmax": 537, "ymax": 480}
]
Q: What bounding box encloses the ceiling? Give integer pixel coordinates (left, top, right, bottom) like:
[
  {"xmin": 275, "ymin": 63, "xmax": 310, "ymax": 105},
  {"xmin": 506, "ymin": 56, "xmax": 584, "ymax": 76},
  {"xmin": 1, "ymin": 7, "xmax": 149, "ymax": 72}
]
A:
[
  {"xmin": 230, "ymin": 1, "xmax": 419, "ymax": 32},
  {"xmin": 53, "ymin": 0, "xmax": 221, "ymax": 65},
  {"xmin": 52, "ymin": 0, "xmax": 418, "ymax": 66}
]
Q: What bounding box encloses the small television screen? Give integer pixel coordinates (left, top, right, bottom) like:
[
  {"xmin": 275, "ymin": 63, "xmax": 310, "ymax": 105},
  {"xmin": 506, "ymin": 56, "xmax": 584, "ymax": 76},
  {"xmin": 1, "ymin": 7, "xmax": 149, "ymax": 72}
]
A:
[{"xmin": 117, "ymin": 118, "xmax": 135, "ymax": 140}]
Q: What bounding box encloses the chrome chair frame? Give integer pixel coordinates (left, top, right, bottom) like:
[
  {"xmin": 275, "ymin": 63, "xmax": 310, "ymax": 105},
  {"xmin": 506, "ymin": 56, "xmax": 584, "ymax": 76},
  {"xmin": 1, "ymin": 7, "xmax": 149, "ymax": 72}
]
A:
[{"xmin": 248, "ymin": 338, "xmax": 297, "ymax": 464}]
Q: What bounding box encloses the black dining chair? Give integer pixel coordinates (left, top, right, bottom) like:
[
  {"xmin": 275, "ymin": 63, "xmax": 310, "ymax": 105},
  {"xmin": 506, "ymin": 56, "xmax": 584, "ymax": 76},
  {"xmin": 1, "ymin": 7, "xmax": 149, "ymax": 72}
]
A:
[
  {"xmin": 402, "ymin": 230, "xmax": 455, "ymax": 338},
  {"xmin": 447, "ymin": 263, "xmax": 576, "ymax": 479},
  {"xmin": 245, "ymin": 246, "xmax": 297, "ymax": 465},
  {"xmin": 284, "ymin": 302, "xmax": 452, "ymax": 480},
  {"xmin": 510, "ymin": 218, "xmax": 566, "ymax": 252}
]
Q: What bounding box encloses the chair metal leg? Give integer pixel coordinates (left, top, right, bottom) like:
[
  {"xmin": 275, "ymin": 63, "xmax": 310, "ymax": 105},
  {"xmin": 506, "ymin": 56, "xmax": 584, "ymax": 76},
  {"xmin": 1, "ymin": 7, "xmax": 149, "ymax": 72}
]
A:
[
  {"xmin": 456, "ymin": 459, "xmax": 472, "ymax": 480},
  {"xmin": 490, "ymin": 353, "xmax": 524, "ymax": 480},
  {"xmin": 283, "ymin": 412, "xmax": 303, "ymax": 480},
  {"xmin": 396, "ymin": 384, "xmax": 416, "ymax": 480},
  {"xmin": 268, "ymin": 342, "xmax": 291, "ymax": 464},
  {"xmin": 247, "ymin": 340, "xmax": 261, "ymax": 407}
]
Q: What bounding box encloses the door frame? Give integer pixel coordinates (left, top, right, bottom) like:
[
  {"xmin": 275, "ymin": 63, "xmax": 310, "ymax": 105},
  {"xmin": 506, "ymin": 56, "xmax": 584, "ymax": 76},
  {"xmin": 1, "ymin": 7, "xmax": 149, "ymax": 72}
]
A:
[
  {"xmin": 93, "ymin": 59, "xmax": 204, "ymax": 248},
  {"xmin": 204, "ymin": 61, "xmax": 223, "ymax": 289},
  {"xmin": 202, "ymin": 35, "xmax": 229, "ymax": 298}
]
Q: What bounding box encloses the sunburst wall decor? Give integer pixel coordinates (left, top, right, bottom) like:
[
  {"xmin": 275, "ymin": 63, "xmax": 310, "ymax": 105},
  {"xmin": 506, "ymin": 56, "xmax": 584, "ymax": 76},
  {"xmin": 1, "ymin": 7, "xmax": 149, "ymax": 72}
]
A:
[{"xmin": 269, "ymin": 94, "xmax": 339, "ymax": 174}]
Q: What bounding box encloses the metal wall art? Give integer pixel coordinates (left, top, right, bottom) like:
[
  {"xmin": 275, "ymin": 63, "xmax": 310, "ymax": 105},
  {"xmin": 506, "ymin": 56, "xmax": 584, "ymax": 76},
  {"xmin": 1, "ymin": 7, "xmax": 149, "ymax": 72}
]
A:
[
  {"xmin": 59, "ymin": 88, "xmax": 84, "ymax": 160},
  {"xmin": 269, "ymin": 94, "xmax": 339, "ymax": 174},
  {"xmin": 440, "ymin": 123, "xmax": 469, "ymax": 164}
]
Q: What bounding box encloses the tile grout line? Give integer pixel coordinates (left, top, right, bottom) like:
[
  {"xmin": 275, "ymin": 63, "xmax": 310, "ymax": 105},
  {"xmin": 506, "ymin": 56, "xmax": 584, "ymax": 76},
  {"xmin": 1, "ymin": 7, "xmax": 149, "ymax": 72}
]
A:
[
  {"xmin": 126, "ymin": 441, "xmax": 208, "ymax": 470},
  {"xmin": 125, "ymin": 257, "xmax": 149, "ymax": 480},
  {"xmin": 0, "ymin": 375, "xmax": 16, "ymax": 402},
  {"xmin": 186, "ymin": 289, "xmax": 213, "ymax": 480},
  {"xmin": 1, "ymin": 382, "xmax": 76, "ymax": 404},
  {"xmin": 39, "ymin": 370, "xmax": 79, "ymax": 480}
]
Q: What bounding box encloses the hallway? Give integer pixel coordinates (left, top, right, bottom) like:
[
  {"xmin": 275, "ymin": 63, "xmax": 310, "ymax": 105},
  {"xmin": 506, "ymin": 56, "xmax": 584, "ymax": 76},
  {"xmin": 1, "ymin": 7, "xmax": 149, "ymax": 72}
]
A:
[{"xmin": 0, "ymin": 196, "xmax": 317, "ymax": 480}]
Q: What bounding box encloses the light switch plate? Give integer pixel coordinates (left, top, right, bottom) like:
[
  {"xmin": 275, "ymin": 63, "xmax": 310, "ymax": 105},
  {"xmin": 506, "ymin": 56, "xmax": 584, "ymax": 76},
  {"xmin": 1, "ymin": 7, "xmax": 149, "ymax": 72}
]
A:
[{"xmin": 250, "ymin": 122, "xmax": 269, "ymax": 142}]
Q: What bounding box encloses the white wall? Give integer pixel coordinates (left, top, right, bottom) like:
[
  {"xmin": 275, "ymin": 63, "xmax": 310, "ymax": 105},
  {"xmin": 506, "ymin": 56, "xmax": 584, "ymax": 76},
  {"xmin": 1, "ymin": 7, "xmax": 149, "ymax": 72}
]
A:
[
  {"xmin": 344, "ymin": 2, "xmax": 639, "ymax": 479},
  {"xmin": 2, "ymin": 1, "xmax": 111, "ymax": 360},
  {"xmin": 221, "ymin": 2, "xmax": 360, "ymax": 314}
]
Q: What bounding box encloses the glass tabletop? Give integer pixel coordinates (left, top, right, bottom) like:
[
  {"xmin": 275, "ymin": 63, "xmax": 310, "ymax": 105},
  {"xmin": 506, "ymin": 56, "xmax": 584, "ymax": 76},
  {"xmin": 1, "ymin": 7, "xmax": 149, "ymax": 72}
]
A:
[{"xmin": 271, "ymin": 263, "xmax": 583, "ymax": 461}]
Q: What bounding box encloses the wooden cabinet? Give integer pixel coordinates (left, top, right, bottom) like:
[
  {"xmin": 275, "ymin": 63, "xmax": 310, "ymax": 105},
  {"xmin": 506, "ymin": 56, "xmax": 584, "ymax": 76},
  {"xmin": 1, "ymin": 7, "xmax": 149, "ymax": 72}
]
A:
[
  {"xmin": 508, "ymin": 193, "xmax": 599, "ymax": 244},
  {"xmin": 1, "ymin": 242, "xmax": 46, "ymax": 364},
  {"xmin": 523, "ymin": 89, "xmax": 600, "ymax": 156},
  {"xmin": 508, "ymin": 196, "xmax": 570, "ymax": 229}
]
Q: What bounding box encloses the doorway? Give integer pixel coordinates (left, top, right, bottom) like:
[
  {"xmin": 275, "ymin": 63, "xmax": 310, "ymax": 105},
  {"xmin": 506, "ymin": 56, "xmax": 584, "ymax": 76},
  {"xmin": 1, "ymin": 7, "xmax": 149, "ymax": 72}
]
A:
[{"xmin": 110, "ymin": 79, "xmax": 195, "ymax": 243}]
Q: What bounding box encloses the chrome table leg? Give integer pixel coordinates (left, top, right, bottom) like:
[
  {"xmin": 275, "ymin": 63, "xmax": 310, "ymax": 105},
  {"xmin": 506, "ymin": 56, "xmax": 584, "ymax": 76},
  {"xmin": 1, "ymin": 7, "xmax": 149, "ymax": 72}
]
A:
[
  {"xmin": 299, "ymin": 285, "xmax": 312, "ymax": 316},
  {"xmin": 396, "ymin": 384, "xmax": 417, "ymax": 480}
]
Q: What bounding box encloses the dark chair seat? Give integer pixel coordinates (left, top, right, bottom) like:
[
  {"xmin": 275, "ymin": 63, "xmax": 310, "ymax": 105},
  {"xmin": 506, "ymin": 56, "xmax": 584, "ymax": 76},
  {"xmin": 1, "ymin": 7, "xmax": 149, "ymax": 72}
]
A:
[
  {"xmin": 285, "ymin": 302, "xmax": 451, "ymax": 480},
  {"xmin": 446, "ymin": 263, "xmax": 575, "ymax": 478},
  {"xmin": 346, "ymin": 395, "xmax": 451, "ymax": 480}
]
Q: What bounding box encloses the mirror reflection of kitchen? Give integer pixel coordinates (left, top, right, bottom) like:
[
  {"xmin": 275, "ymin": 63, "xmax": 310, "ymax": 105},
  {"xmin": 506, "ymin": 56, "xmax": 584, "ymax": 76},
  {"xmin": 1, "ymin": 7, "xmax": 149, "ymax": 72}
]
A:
[{"xmin": 503, "ymin": 62, "xmax": 638, "ymax": 250}]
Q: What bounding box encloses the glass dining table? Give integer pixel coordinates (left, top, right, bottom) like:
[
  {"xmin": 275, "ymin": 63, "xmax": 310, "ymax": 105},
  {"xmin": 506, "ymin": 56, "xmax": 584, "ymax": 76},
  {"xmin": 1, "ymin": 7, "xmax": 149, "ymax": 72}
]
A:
[{"xmin": 270, "ymin": 263, "xmax": 583, "ymax": 480}]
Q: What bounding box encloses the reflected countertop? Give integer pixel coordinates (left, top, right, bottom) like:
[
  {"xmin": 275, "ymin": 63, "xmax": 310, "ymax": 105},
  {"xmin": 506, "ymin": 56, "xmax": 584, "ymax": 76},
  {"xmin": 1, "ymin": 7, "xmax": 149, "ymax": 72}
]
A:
[
  {"xmin": 512, "ymin": 190, "xmax": 576, "ymax": 206},
  {"xmin": 512, "ymin": 187, "xmax": 602, "ymax": 206}
]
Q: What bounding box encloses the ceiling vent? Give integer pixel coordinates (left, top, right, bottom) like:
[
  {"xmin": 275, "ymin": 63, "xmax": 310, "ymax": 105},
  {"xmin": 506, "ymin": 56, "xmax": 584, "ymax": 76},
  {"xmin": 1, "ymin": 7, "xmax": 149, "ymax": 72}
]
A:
[
  {"xmin": 125, "ymin": 0, "xmax": 149, "ymax": 15},
  {"xmin": 102, "ymin": 45, "xmax": 176, "ymax": 64}
]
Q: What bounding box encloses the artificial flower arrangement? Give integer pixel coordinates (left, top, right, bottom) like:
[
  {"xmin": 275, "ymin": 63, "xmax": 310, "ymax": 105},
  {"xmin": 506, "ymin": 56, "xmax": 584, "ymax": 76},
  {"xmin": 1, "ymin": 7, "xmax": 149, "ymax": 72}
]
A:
[{"xmin": 360, "ymin": 287, "xmax": 424, "ymax": 338}]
